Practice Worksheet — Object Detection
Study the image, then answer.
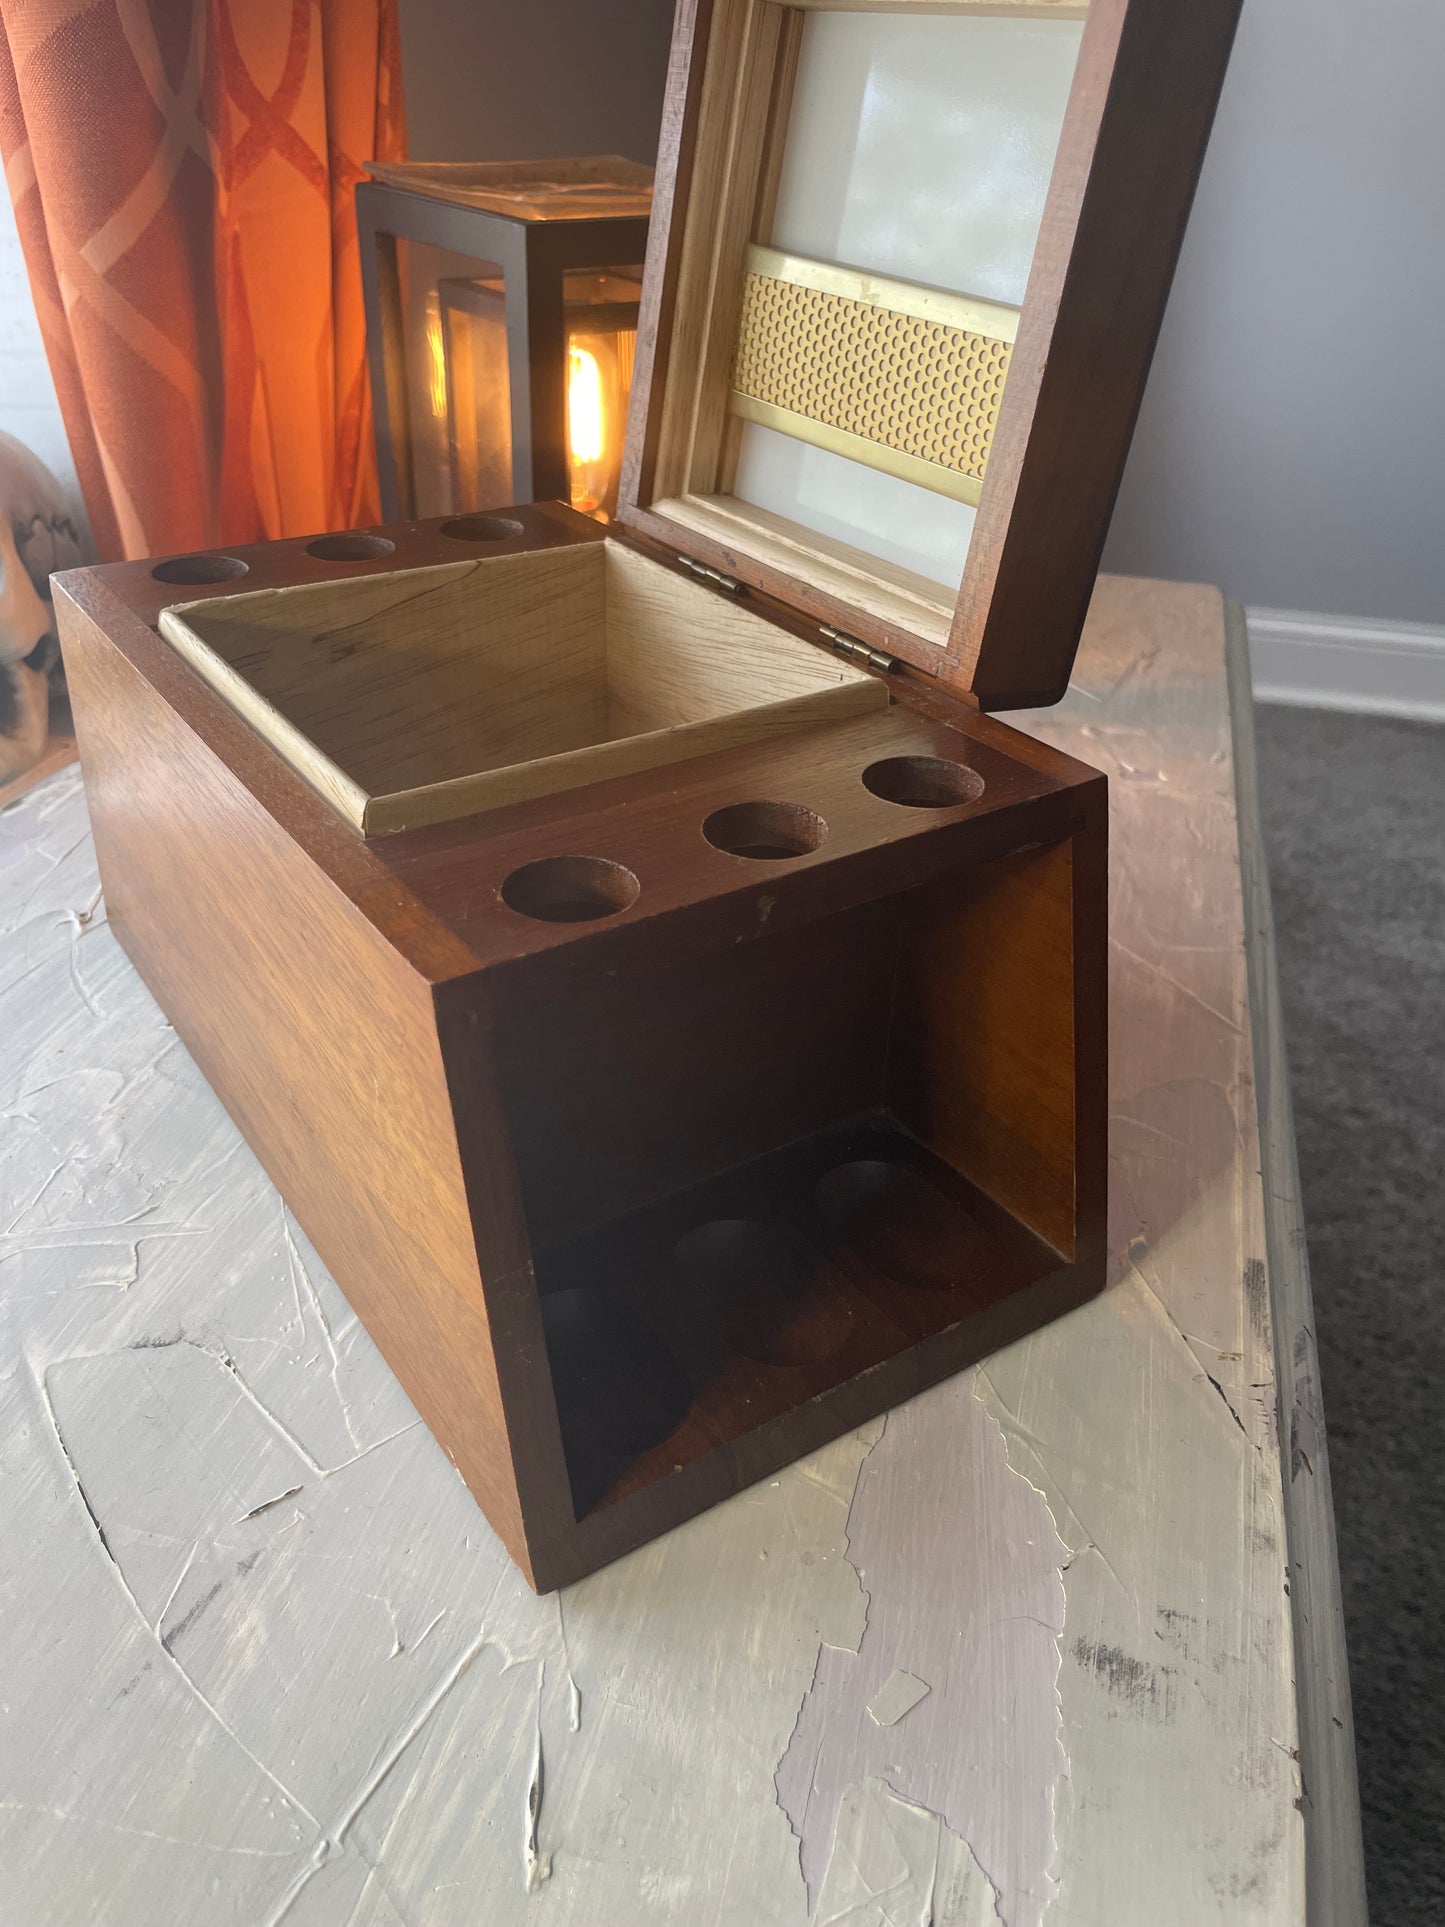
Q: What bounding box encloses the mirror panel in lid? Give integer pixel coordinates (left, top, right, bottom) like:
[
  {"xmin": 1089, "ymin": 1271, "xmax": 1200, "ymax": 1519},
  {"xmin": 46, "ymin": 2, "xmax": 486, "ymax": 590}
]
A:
[{"xmin": 620, "ymin": 0, "xmax": 1243, "ymax": 709}]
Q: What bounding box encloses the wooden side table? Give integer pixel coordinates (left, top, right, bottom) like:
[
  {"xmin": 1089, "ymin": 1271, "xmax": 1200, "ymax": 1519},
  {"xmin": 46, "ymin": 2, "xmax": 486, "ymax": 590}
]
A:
[{"xmin": 0, "ymin": 576, "xmax": 1365, "ymax": 1924}]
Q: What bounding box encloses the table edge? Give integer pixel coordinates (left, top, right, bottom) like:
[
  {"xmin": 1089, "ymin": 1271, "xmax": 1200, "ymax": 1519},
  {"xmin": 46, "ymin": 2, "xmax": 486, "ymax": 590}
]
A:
[{"xmin": 1227, "ymin": 599, "xmax": 1370, "ymax": 1927}]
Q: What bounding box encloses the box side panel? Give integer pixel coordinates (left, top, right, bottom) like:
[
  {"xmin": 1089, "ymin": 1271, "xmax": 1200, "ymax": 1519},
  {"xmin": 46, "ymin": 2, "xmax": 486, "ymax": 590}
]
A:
[
  {"xmin": 890, "ymin": 832, "xmax": 1085, "ymax": 1259},
  {"xmin": 59, "ymin": 595, "xmax": 541, "ymax": 1581},
  {"xmin": 1069, "ymin": 778, "xmax": 1109, "ymax": 1273}
]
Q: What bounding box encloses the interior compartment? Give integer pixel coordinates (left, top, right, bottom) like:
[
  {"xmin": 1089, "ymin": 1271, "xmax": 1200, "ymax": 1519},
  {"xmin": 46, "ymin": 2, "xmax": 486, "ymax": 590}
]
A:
[
  {"xmin": 494, "ymin": 835, "xmax": 1080, "ymax": 1517},
  {"xmin": 157, "ymin": 538, "xmax": 884, "ymax": 835}
]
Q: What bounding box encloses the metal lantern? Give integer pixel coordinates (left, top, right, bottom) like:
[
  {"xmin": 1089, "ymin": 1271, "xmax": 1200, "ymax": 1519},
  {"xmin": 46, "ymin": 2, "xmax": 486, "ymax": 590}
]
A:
[{"xmin": 357, "ymin": 157, "xmax": 651, "ymax": 522}]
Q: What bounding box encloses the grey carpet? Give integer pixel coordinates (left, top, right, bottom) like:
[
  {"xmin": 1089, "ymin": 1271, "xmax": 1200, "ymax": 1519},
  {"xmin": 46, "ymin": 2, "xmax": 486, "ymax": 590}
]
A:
[{"xmin": 1254, "ymin": 704, "xmax": 1444, "ymax": 1925}]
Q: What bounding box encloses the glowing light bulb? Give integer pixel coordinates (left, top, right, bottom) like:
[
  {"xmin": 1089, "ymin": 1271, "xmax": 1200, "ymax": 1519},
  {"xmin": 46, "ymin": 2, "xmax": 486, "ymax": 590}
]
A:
[
  {"xmin": 567, "ymin": 344, "xmax": 605, "ymax": 466},
  {"xmin": 424, "ymin": 291, "xmax": 447, "ymax": 422}
]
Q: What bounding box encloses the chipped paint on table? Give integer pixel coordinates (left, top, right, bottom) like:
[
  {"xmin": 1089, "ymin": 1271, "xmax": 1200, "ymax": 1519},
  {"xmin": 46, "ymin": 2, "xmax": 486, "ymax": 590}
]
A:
[{"xmin": 0, "ymin": 578, "xmax": 1349, "ymax": 1925}]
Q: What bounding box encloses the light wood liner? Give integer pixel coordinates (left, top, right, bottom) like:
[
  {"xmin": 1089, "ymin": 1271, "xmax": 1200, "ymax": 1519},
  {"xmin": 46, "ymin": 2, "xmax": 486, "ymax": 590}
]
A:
[{"xmin": 158, "ymin": 542, "xmax": 884, "ymax": 836}]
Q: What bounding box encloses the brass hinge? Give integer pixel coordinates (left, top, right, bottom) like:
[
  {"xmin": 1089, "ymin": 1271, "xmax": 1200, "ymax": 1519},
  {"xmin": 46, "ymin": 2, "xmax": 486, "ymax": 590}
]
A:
[
  {"xmin": 820, "ymin": 625, "xmax": 899, "ymax": 674},
  {"xmin": 676, "ymin": 555, "xmax": 744, "ymax": 594}
]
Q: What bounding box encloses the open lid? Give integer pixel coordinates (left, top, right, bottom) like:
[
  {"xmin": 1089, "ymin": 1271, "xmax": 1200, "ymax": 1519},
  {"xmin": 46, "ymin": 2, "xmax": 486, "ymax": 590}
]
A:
[{"xmin": 617, "ymin": 0, "xmax": 1241, "ymax": 709}]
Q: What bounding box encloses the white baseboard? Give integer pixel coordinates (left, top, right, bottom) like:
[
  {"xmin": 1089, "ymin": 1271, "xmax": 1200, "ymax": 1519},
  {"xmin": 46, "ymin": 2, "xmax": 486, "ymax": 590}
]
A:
[{"xmin": 1246, "ymin": 607, "xmax": 1445, "ymax": 724}]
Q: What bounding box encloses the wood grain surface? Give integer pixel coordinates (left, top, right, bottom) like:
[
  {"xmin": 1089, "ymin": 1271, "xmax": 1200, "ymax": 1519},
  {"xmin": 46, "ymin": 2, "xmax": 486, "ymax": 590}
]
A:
[
  {"xmin": 0, "ymin": 574, "xmax": 1361, "ymax": 1922},
  {"xmin": 951, "ymin": 0, "xmax": 1245, "ymax": 705}
]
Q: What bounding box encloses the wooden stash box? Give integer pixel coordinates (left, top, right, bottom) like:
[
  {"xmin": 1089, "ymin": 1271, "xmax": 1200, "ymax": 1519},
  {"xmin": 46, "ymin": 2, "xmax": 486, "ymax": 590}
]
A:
[{"xmin": 57, "ymin": 0, "xmax": 1240, "ymax": 1590}]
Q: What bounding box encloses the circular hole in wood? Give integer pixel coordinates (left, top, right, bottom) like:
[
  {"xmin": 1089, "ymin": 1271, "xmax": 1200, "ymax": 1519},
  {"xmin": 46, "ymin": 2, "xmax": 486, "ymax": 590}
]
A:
[
  {"xmin": 702, "ymin": 801, "xmax": 828, "ymax": 862},
  {"xmin": 541, "ymin": 1287, "xmax": 692, "ymax": 1483},
  {"xmin": 816, "ymin": 1158, "xmax": 977, "ymax": 1291},
  {"xmin": 861, "ymin": 756, "xmax": 984, "ymax": 809},
  {"xmin": 439, "ymin": 514, "xmax": 526, "ymax": 543},
  {"xmin": 305, "ymin": 532, "xmax": 396, "ymax": 562},
  {"xmin": 151, "ymin": 553, "xmax": 249, "ymax": 585},
  {"xmin": 672, "ymin": 1218, "xmax": 853, "ymax": 1367},
  {"xmin": 501, "ymin": 854, "xmax": 639, "ymax": 924}
]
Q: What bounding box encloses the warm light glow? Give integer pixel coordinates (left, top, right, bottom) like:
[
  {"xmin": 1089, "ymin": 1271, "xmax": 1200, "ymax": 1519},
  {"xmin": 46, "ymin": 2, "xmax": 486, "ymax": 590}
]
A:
[
  {"xmin": 567, "ymin": 344, "xmax": 605, "ymax": 466},
  {"xmin": 424, "ymin": 291, "xmax": 448, "ymax": 422}
]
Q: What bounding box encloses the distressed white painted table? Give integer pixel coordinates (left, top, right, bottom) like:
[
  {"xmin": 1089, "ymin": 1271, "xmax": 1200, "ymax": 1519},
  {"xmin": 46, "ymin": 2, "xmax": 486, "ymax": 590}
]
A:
[{"xmin": 0, "ymin": 578, "xmax": 1366, "ymax": 1927}]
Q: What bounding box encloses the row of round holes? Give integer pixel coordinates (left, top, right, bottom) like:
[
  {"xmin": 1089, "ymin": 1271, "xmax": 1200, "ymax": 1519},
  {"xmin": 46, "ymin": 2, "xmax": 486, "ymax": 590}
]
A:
[
  {"xmin": 147, "ymin": 534, "xmax": 986, "ymax": 925},
  {"xmin": 149, "ymin": 516, "xmax": 527, "ymax": 585},
  {"xmin": 503, "ymin": 757, "xmax": 985, "ymax": 924},
  {"xmin": 547, "ymin": 1150, "xmax": 975, "ymax": 1481}
]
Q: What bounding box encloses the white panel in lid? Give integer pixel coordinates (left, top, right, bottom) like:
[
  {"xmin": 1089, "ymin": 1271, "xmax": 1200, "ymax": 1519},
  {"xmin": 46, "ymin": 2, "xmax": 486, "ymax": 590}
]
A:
[
  {"xmin": 769, "ymin": 9, "xmax": 1085, "ymax": 305},
  {"xmin": 732, "ymin": 9, "xmax": 1084, "ymax": 592}
]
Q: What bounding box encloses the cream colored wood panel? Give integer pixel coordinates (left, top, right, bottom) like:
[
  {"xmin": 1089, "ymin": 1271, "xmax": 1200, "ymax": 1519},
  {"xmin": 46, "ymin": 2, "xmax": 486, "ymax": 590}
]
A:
[
  {"xmin": 162, "ymin": 550, "xmax": 610, "ymax": 801},
  {"xmin": 600, "ymin": 538, "xmax": 880, "ymax": 732},
  {"xmin": 156, "ymin": 605, "xmax": 374, "ymax": 831},
  {"xmin": 358, "ymin": 681, "xmax": 882, "ymax": 835}
]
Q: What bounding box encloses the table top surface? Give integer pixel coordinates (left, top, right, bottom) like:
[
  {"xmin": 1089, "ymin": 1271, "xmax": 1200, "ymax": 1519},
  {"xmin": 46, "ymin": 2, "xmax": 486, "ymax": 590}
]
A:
[{"xmin": 0, "ymin": 575, "xmax": 1362, "ymax": 1927}]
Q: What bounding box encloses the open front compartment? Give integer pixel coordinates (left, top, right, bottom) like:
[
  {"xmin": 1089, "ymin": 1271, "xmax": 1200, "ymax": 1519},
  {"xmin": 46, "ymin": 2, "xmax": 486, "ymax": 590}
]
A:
[
  {"xmin": 157, "ymin": 535, "xmax": 883, "ymax": 835},
  {"xmin": 61, "ymin": 499, "xmax": 1109, "ymax": 1590},
  {"xmin": 494, "ymin": 834, "xmax": 1088, "ymax": 1521}
]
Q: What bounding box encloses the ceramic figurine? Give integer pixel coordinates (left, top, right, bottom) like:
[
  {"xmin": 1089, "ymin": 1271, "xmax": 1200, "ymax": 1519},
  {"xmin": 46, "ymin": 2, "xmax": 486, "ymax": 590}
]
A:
[{"xmin": 0, "ymin": 432, "xmax": 83, "ymax": 783}]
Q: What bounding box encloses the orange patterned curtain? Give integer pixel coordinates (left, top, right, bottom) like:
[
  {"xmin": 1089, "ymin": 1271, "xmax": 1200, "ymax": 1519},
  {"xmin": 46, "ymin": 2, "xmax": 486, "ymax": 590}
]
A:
[{"xmin": 0, "ymin": 0, "xmax": 405, "ymax": 562}]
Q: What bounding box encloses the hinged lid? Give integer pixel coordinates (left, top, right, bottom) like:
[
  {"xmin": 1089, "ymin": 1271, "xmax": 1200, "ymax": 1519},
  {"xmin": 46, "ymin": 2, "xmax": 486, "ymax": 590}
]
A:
[{"xmin": 618, "ymin": 0, "xmax": 1241, "ymax": 709}]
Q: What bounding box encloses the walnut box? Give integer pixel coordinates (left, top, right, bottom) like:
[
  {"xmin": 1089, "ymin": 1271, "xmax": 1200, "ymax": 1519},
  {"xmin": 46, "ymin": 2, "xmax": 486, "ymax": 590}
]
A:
[{"xmin": 57, "ymin": 0, "xmax": 1240, "ymax": 1590}]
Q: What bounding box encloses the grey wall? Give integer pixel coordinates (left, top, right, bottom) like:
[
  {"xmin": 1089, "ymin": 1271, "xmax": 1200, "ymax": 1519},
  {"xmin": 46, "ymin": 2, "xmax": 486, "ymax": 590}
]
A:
[
  {"xmin": 399, "ymin": 0, "xmax": 675, "ymax": 165},
  {"xmin": 1101, "ymin": 0, "xmax": 1445, "ymax": 625}
]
